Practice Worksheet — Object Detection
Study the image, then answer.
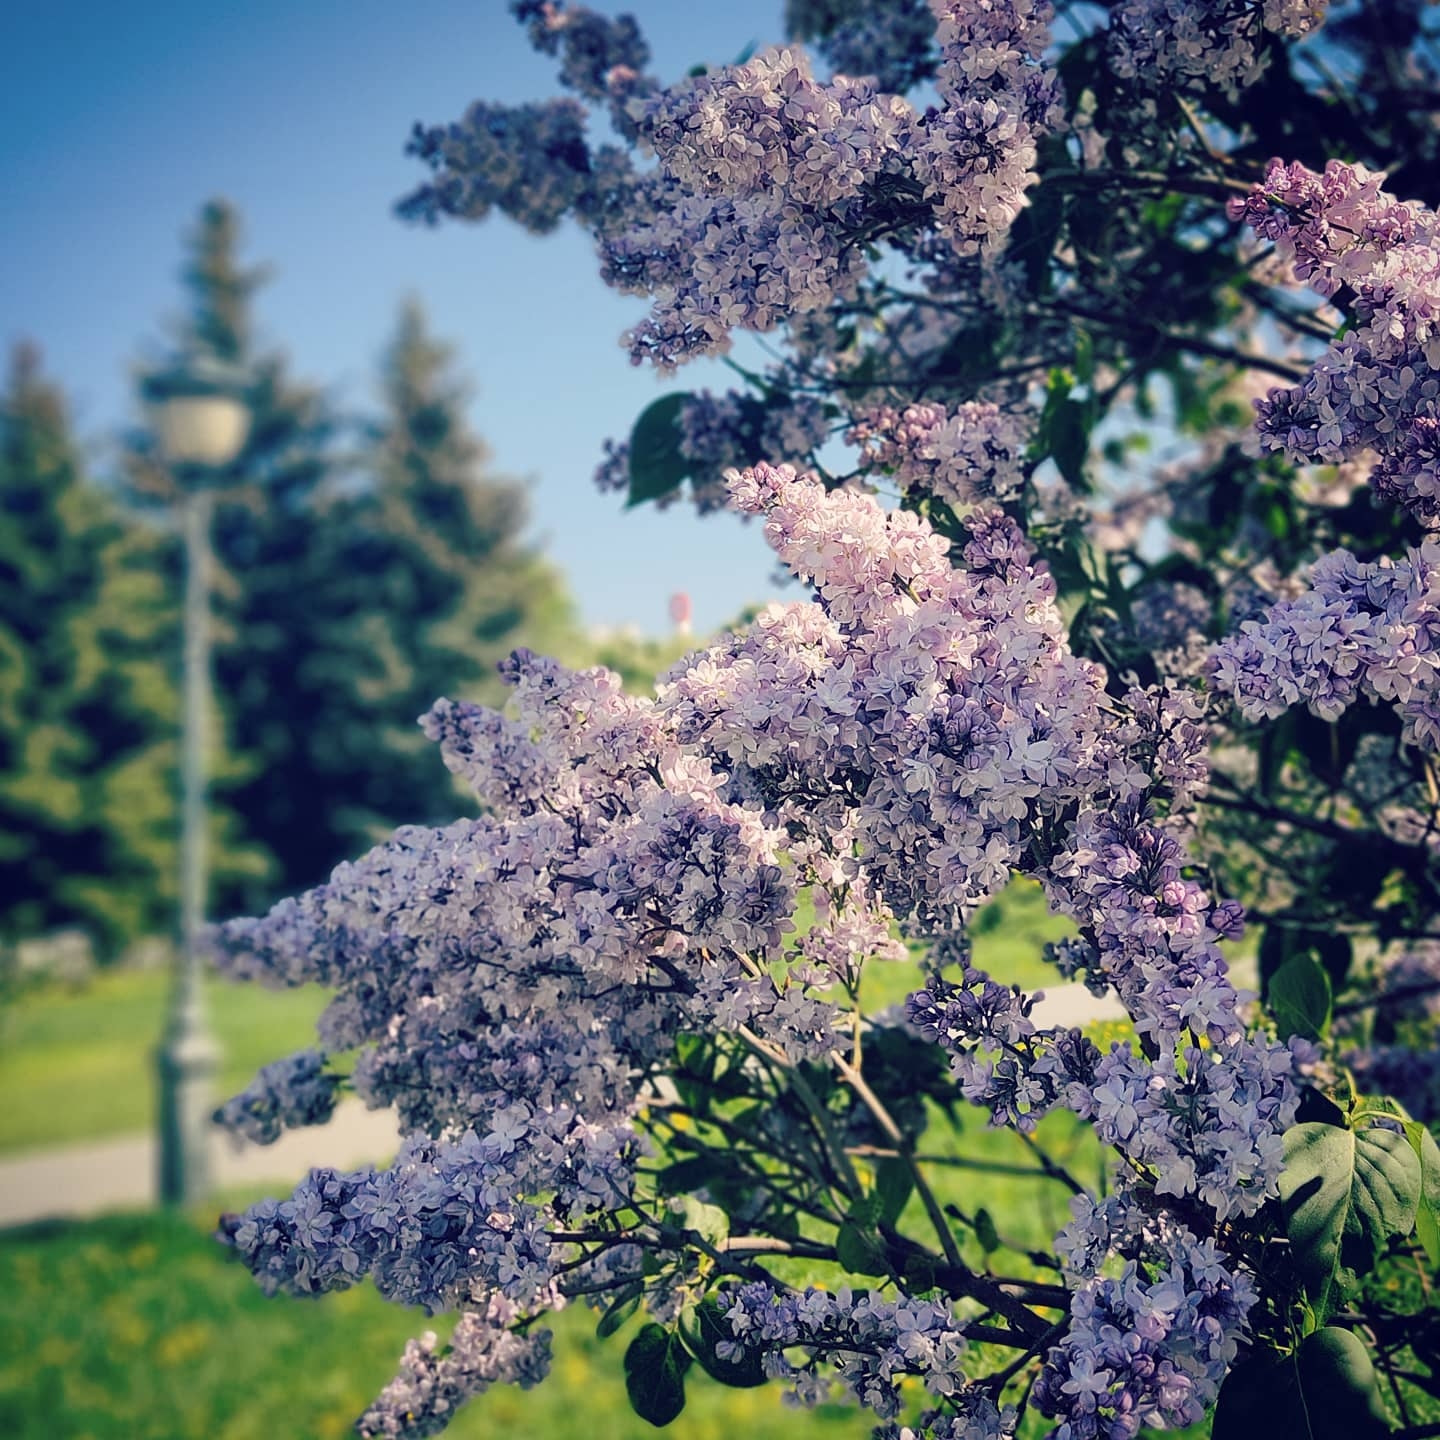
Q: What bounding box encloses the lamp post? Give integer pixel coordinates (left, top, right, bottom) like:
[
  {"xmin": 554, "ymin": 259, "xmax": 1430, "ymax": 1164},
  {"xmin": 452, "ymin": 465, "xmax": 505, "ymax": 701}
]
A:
[{"xmin": 144, "ymin": 352, "xmax": 251, "ymax": 1207}]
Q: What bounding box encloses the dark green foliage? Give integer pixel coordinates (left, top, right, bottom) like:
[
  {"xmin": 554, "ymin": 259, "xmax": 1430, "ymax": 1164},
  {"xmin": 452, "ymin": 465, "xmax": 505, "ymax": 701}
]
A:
[
  {"xmin": 685, "ymin": 1300, "xmax": 767, "ymax": 1389},
  {"xmin": 624, "ymin": 1323, "xmax": 693, "ymax": 1427},
  {"xmin": 0, "ymin": 345, "xmax": 179, "ymax": 952},
  {"xmin": 1268, "ymin": 953, "xmax": 1333, "ymax": 1043},
  {"xmin": 297, "ymin": 296, "xmax": 572, "ymax": 870},
  {"xmin": 628, "ymin": 392, "xmax": 693, "ymax": 507},
  {"xmin": 1214, "ymin": 1327, "xmax": 1393, "ymax": 1440},
  {"xmin": 1279, "ymin": 1120, "xmax": 1421, "ymax": 1320}
]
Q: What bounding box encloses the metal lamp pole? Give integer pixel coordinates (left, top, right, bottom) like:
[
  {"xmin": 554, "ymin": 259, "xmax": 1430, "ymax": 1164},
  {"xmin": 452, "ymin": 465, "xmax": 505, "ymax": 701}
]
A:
[
  {"xmin": 158, "ymin": 486, "xmax": 220, "ymax": 1205},
  {"xmin": 146, "ymin": 353, "xmax": 251, "ymax": 1208}
]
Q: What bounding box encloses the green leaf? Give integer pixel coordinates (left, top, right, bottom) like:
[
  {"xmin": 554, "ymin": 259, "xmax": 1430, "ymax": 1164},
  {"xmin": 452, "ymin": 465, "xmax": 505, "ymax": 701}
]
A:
[
  {"xmin": 676, "ymin": 1195, "xmax": 730, "ymax": 1248},
  {"xmin": 1269, "ymin": 954, "xmax": 1333, "ymax": 1041},
  {"xmin": 627, "ymin": 393, "xmax": 693, "ymax": 508},
  {"xmin": 1034, "ymin": 365, "xmax": 1096, "ymax": 493},
  {"xmin": 973, "ymin": 1207, "xmax": 1001, "ymax": 1255},
  {"xmin": 836, "ymin": 1220, "xmax": 890, "ymax": 1277},
  {"xmin": 1402, "ymin": 1120, "xmax": 1440, "ymax": 1268},
  {"xmin": 685, "ymin": 1298, "xmax": 767, "ymax": 1389},
  {"xmin": 624, "ymin": 1323, "xmax": 693, "ymax": 1427},
  {"xmin": 596, "ymin": 1281, "xmax": 645, "ymax": 1339},
  {"xmin": 874, "ymin": 1157, "xmax": 914, "ymax": 1227},
  {"xmin": 1213, "ymin": 1328, "xmax": 1391, "ymax": 1440},
  {"xmin": 1279, "ymin": 1121, "xmax": 1421, "ymax": 1317}
]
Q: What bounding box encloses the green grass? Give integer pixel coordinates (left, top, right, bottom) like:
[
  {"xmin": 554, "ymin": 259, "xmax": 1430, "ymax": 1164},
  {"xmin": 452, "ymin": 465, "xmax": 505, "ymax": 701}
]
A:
[
  {"xmin": 0, "ymin": 1207, "xmax": 872, "ymax": 1440},
  {"xmin": 0, "ymin": 971, "xmax": 328, "ymax": 1154}
]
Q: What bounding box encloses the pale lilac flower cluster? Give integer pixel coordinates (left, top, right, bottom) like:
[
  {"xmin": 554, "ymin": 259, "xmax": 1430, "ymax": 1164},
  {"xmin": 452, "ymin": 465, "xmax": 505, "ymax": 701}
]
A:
[
  {"xmin": 874, "ymin": 1393, "xmax": 1018, "ymax": 1440},
  {"xmin": 216, "ymin": 468, "xmax": 1306, "ymax": 1434},
  {"xmin": 399, "ymin": 99, "xmax": 596, "ymax": 235},
  {"xmin": 1210, "ymin": 540, "xmax": 1440, "ymax": 750},
  {"xmin": 592, "ymin": 435, "xmax": 630, "ymax": 496},
  {"xmin": 676, "ymin": 464, "xmax": 1116, "ymax": 920},
  {"xmin": 1232, "ymin": 159, "xmax": 1440, "ymax": 524},
  {"xmin": 670, "ymin": 388, "xmax": 829, "ymax": 510},
  {"xmin": 1037, "ymin": 1195, "xmax": 1258, "ymax": 1438},
  {"xmin": 721, "ymin": 1282, "xmax": 969, "ymax": 1417},
  {"xmin": 1130, "ymin": 582, "xmax": 1213, "ymax": 676},
  {"xmin": 787, "ymin": 0, "xmax": 939, "ymax": 94},
  {"xmin": 848, "ymin": 400, "xmax": 1031, "ymax": 506},
  {"xmin": 611, "ymin": 47, "xmax": 915, "ymax": 367},
  {"xmin": 1109, "ymin": 1, "xmax": 1327, "ymax": 98},
  {"xmin": 214, "ymin": 1048, "xmax": 340, "ymax": 1146},
  {"xmin": 907, "ymin": 971, "xmax": 1102, "ymax": 1130},
  {"xmin": 914, "ymin": 0, "xmax": 1062, "ymax": 258},
  {"xmin": 510, "ymin": 1, "xmax": 651, "ymax": 111},
  {"xmin": 357, "ymin": 1295, "xmax": 553, "ymax": 1439},
  {"xmin": 637, "ymin": 47, "xmax": 912, "ymax": 210}
]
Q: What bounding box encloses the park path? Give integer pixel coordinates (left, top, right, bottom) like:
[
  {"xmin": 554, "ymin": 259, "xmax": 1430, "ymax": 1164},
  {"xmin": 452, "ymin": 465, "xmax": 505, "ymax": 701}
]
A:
[
  {"xmin": 0, "ymin": 1098, "xmax": 399, "ymax": 1229},
  {"xmin": 0, "ymin": 984, "xmax": 1123, "ymax": 1232}
]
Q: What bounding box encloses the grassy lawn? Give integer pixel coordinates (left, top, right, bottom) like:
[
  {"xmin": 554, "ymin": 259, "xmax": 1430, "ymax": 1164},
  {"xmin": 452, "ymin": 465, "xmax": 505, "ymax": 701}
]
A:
[
  {"xmin": 0, "ymin": 971, "xmax": 329, "ymax": 1154},
  {"xmin": 0, "ymin": 1206, "xmax": 872, "ymax": 1440}
]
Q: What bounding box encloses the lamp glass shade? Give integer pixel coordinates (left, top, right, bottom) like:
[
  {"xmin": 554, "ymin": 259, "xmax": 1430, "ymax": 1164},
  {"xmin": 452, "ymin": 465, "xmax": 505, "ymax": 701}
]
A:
[{"xmin": 151, "ymin": 393, "xmax": 251, "ymax": 469}]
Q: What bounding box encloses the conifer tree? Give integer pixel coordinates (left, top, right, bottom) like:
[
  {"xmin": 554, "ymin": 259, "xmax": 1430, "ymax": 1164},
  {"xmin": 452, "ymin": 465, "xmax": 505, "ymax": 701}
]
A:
[
  {"xmin": 126, "ymin": 200, "xmax": 338, "ymax": 917},
  {"xmin": 137, "ymin": 212, "xmax": 571, "ymax": 910},
  {"xmin": 0, "ymin": 343, "xmax": 178, "ymax": 952},
  {"xmin": 307, "ymin": 299, "xmax": 573, "ymax": 856}
]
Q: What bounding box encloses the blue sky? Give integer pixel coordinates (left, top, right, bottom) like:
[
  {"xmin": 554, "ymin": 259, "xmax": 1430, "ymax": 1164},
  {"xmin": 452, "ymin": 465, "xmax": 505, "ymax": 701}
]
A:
[{"xmin": 0, "ymin": 1, "xmax": 793, "ymax": 636}]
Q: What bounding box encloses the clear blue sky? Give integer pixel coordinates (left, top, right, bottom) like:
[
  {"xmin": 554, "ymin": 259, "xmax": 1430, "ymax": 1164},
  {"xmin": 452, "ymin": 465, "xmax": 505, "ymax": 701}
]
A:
[{"xmin": 0, "ymin": 1, "xmax": 791, "ymax": 636}]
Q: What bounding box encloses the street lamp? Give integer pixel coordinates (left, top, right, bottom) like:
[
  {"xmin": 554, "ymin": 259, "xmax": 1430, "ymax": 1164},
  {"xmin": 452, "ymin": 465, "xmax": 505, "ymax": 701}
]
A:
[{"xmin": 143, "ymin": 351, "xmax": 251, "ymax": 1207}]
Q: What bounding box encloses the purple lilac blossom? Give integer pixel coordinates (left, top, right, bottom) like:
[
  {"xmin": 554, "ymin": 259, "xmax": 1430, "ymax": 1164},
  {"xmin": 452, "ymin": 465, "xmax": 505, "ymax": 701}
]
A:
[
  {"xmin": 214, "ymin": 466, "xmax": 1303, "ymax": 1434},
  {"xmin": 1110, "ymin": 1, "xmax": 1328, "ymax": 98},
  {"xmin": 214, "ymin": 1049, "xmax": 340, "ymax": 1146},
  {"xmin": 848, "ymin": 399, "xmax": 1031, "ymax": 506},
  {"xmin": 1230, "ymin": 158, "xmax": 1440, "ymax": 524}
]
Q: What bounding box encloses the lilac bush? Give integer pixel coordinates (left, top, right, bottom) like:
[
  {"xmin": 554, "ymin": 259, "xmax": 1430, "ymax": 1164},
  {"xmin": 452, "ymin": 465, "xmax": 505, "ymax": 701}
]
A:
[{"xmin": 214, "ymin": 3, "xmax": 1440, "ymax": 1436}]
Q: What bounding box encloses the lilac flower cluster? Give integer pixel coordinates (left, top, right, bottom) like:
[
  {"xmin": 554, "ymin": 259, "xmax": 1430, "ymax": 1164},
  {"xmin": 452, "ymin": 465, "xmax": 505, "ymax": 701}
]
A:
[
  {"xmin": 786, "ymin": 0, "xmax": 939, "ymax": 94},
  {"xmin": 674, "ymin": 388, "xmax": 829, "ymax": 510},
  {"xmin": 914, "ymin": 0, "xmax": 1062, "ymax": 259},
  {"xmin": 674, "ymin": 464, "xmax": 1116, "ymax": 920},
  {"xmin": 1037, "ymin": 1195, "xmax": 1258, "ymax": 1438},
  {"xmin": 609, "ymin": 47, "xmax": 915, "ymax": 367},
  {"xmin": 907, "ymin": 969, "xmax": 1101, "ymax": 1131},
  {"xmin": 217, "ymin": 467, "xmax": 1307, "ymax": 1434},
  {"xmin": 1232, "ymin": 159, "xmax": 1440, "ymax": 524},
  {"xmin": 874, "ymin": 1394, "xmax": 1018, "ymax": 1440},
  {"xmin": 357, "ymin": 1295, "xmax": 553, "ymax": 1439},
  {"xmin": 1210, "ymin": 540, "xmax": 1440, "ymax": 750},
  {"xmin": 848, "ymin": 400, "xmax": 1031, "ymax": 506},
  {"xmin": 1109, "ymin": 1, "xmax": 1327, "ymax": 97},
  {"xmin": 721, "ymin": 1282, "xmax": 969, "ymax": 1417},
  {"xmin": 400, "ymin": 99, "xmax": 596, "ymax": 235},
  {"xmin": 215, "ymin": 1048, "xmax": 340, "ymax": 1146},
  {"xmin": 510, "ymin": 0, "xmax": 651, "ymax": 112}
]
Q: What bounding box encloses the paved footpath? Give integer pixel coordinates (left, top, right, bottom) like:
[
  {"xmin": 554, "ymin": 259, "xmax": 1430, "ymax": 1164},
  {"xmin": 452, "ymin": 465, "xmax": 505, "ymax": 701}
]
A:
[
  {"xmin": 0, "ymin": 1098, "xmax": 399, "ymax": 1230},
  {"xmin": 0, "ymin": 985, "xmax": 1122, "ymax": 1232}
]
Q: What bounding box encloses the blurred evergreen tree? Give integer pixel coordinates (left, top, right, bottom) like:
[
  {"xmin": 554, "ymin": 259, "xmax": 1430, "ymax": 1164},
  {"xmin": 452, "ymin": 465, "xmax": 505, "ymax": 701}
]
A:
[
  {"xmin": 135, "ymin": 209, "xmax": 573, "ymax": 914},
  {"xmin": 307, "ymin": 299, "xmax": 573, "ymax": 860},
  {"xmin": 126, "ymin": 200, "xmax": 340, "ymax": 918},
  {"xmin": 0, "ymin": 343, "xmax": 179, "ymax": 952}
]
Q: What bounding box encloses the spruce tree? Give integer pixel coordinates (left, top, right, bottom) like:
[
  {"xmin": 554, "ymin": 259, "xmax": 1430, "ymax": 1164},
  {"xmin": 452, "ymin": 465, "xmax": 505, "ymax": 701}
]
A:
[
  {"xmin": 0, "ymin": 343, "xmax": 178, "ymax": 952},
  {"xmin": 126, "ymin": 200, "xmax": 338, "ymax": 918},
  {"xmin": 308, "ymin": 299, "xmax": 573, "ymax": 856},
  {"xmin": 138, "ymin": 213, "xmax": 571, "ymax": 911}
]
